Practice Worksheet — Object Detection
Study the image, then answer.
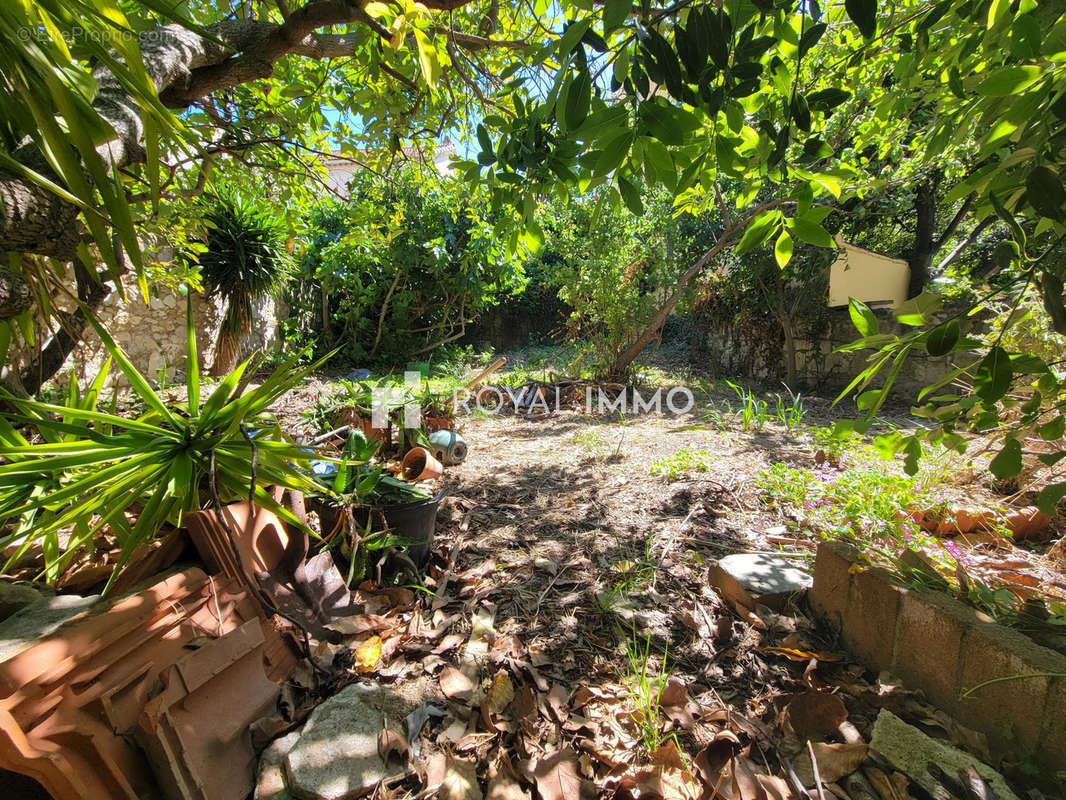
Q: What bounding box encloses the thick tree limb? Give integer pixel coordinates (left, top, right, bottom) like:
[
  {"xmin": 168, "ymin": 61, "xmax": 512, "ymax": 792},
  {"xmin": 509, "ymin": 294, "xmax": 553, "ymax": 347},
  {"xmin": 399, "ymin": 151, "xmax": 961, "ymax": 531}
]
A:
[
  {"xmin": 940, "ymin": 215, "xmax": 995, "ymax": 275},
  {"xmin": 907, "ymin": 178, "xmax": 938, "ymax": 297},
  {"xmin": 608, "ymin": 199, "xmax": 791, "ymax": 376},
  {"xmin": 0, "ymin": 267, "xmax": 35, "ymax": 319},
  {"xmin": 933, "ymin": 193, "xmax": 975, "ymax": 253}
]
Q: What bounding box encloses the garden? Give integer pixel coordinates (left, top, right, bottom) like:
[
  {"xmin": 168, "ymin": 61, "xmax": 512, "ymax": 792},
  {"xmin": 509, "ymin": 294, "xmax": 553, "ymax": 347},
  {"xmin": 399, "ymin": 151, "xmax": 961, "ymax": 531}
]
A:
[{"xmin": 2, "ymin": 1, "xmax": 1066, "ymax": 799}]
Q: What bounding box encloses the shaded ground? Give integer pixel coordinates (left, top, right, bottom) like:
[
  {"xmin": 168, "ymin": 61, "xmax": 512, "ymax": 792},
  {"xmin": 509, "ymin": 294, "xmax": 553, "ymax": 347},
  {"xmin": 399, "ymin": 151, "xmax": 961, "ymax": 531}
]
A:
[
  {"xmin": 250, "ymin": 353, "xmax": 1066, "ymax": 797},
  {"xmin": 271, "ymin": 391, "xmax": 1066, "ymax": 798}
]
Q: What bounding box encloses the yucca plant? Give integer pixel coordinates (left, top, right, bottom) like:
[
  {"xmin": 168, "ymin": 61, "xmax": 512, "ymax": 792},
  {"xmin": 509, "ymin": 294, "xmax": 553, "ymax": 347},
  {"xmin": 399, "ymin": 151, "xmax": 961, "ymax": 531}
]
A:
[
  {"xmin": 197, "ymin": 194, "xmax": 295, "ymax": 376},
  {"xmin": 0, "ymin": 291, "xmax": 329, "ymax": 592}
]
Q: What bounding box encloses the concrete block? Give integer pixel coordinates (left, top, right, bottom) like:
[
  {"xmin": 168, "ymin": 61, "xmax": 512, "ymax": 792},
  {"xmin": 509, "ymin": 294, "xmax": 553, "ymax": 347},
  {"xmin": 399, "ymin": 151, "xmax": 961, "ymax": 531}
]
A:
[
  {"xmin": 957, "ymin": 620, "xmax": 1066, "ymax": 758},
  {"xmin": 708, "ymin": 553, "xmax": 811, "ymax": 612},
  {"xmin": 844, "ymin": 564, "xmax": 902, "ymax": 671},
  {"xmin": 810, "ymin": 541, "xmax": 858, "ymax": 631},
  {"xmin": 870, "ymin": 708, "xmax": 1020, "ymax": 800},
  {"xmin": 893, "ymin": 590, "xmax": 970, "ymax": 713},
  {"xmin": 1039, "ymin": 677, "xmax": 1066, "ymax": 770}
]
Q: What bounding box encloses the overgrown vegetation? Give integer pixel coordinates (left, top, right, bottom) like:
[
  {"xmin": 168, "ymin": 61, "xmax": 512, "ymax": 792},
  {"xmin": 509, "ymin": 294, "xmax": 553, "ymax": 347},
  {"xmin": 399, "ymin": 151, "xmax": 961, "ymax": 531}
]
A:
[
  {"xmin": 0, "ymin": 297, "xmax": 324, "ymax": 589},
  {"xmin": 291, "ymin": 168, "xmax": 518, "ymax": 368}
]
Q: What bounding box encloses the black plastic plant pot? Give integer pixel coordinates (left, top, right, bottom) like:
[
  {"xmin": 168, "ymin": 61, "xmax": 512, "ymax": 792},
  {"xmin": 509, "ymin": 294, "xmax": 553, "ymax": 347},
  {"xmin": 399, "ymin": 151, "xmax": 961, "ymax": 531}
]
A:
[{"xmin": 316, "ymin": 490, "xmax": 445, "ymax": 568}]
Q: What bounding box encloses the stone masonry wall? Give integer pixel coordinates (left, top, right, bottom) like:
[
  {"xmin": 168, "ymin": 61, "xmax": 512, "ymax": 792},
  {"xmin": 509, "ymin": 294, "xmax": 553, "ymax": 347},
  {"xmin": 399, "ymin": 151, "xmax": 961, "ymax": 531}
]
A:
[
  {"xmin": 14, "ymin": 273, "xmax": 283, "ymax": 389},
  {"xmin": 689, "ymin": 304, "xmax": 984, "ymax": 398}
]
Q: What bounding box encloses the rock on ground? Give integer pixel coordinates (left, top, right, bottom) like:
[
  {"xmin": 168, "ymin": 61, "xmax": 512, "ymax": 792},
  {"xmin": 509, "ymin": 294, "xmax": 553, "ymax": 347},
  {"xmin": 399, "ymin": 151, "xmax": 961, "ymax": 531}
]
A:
[
  {"xmin": 284, "ymin": 684, "xmax": 401, "ymax": 800},
  {"xmin": 0, "ymin": 581, "xmax": 51, "ymax": 623},
  {"xmin": 869, "ymin": 709, "xmax": 1019, "ymax": 800},
  {"xmin": 256, "ymin": 731, "xmax": 300, "ymax": 800},
  {"xmin": 708, "ymin": 553, "xmax": 811, "ymax": 611},
  {"xmin": 0, "ymin": 593, "xmax": 98, "ymax": 661}
]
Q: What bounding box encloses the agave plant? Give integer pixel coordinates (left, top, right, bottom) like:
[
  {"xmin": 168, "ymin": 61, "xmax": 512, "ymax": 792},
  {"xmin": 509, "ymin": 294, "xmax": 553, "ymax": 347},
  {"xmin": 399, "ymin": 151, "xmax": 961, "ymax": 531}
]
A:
[
  {"xmin": 0, "ymin": 291, "xmax": 329, "ymax": 591},
  {"xmin": 197, "ymin": 193, "xmax": 295, "ymax": 376}
]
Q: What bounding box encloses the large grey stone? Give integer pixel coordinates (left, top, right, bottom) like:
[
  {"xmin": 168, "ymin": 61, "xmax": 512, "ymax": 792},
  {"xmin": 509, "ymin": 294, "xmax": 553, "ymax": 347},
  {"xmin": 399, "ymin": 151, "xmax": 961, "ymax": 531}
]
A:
[
  {"xmin": 869, "ymin": 709, "xmax": 1019, "ymax": 800},
  {"xmin": 285, "ymin": 684, "xmax": 398, "ymax": 800},
  {"xmin": 708, "ymin": 553, "xmax": 811, "ymax": 611},
  {"xmin": 0, "ymin": 582, "xmax": 50, "ymax": 623},
  {"xmin": 256, "ymin": 731, "xmax": 300, "ymax": 800},
  {"xmin": 0, "ymin": 593, "xmax": 99, "ymax": 662}
]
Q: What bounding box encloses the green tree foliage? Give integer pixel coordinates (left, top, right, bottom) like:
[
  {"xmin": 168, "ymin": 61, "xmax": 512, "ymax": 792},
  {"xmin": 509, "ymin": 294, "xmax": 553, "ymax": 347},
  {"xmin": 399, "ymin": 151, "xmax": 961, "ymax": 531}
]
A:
[
  {"xmin": 531, "ymin": 186, "xmax": 715, "ymax": 376},
  {"xmin": 3, "ymin": 0, "xmax": 1066, "ymax": 504},
  {"xmin": 295, "ymin": 167, "xmax": 519, "ymax": 367},
  {"xmin": 195, "ymin": 193, "xmax": 295, "ymax": 375}
]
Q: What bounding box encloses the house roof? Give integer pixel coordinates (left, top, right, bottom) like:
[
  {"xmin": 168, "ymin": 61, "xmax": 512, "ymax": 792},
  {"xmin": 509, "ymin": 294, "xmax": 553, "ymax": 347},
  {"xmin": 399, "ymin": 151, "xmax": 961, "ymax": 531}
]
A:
[{"xmin": 324, "ymin": 140, "xmax": 455, "ymax": 168}]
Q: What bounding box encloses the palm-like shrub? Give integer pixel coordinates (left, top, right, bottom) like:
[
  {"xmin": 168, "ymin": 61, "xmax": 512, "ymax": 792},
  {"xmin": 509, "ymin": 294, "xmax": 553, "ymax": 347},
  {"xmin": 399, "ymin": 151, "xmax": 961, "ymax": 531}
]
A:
[
  {"xmin": 0, "ymin": 294, "xmax": 331, "ymax": 591},
  {"xmin": 198, "ymin": 194, "xmax": 294, "ymax": 376}
]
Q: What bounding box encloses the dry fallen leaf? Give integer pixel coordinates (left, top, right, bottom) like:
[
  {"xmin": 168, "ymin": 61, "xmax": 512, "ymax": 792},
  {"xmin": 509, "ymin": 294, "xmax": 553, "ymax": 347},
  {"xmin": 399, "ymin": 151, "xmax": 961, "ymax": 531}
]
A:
[
  {"xmin": 786, "ymin": 691, "xmax": 848, "ymax": 740},
  {"xmin": 650, "ymin": 740, "xmax": 686, "ymax": 771},
  {"xmin": 756, "ymin": 774, "xmax": 792, "ymax": 800},
  {"xmin": 354, "ymin": 635, "xmax": 383, "ymax": 674},
  {"xmin": 795, "ymin": 742, "xmax": 868, "ymax": 786},
  {"xmin": 377, "ymin": 728, "xmax": 409, "ymax": 765},
  {"xmin": 732, "ymin": 756, "xmax": 765, "ymax": 800},
  {"xmin": 441, "ymin": 665, "xmax": 477, "ymax": 702},
  {"xmin": 428, "ymin": 754, "xmax": 483, "ymax": 800},
  {"xmin": 658, "ymin": 677, "xmax": 688, "ymax": 708},
  {"xmin": 526, "ymin": 747, "xmax": 594, "ymax": 800},
  {"xmin": 763, "ymin": 646, "xmax": 842, "ymax": 662},
  {"xmin": 546, "ymin": 683, "xmax": 570, "ymax": 723},
  {"xmin": 486, "ymin": 754, "xmax": 529, "ymax": 800},
  {"xmin": 484, "ymin": 669, "xmax": 515, "ymax": 715},
  {"xmin": 434, "ymin": 633, "xmax": 468, "ymax": 654},
  {"xmin": 511, "ymin": 683, "xmax": 537, "ymax": 722},
  {"xmin": 615, "ymin": 765, "xmax": 702, "ymax": 800}
]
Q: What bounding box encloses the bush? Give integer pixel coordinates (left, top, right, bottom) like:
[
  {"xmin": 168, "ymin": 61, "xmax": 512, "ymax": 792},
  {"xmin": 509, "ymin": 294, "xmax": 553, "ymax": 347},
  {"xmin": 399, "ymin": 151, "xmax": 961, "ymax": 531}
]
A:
[{"xmin": 292, "ymin": 166, "xmax": 522, "ymax": 369}]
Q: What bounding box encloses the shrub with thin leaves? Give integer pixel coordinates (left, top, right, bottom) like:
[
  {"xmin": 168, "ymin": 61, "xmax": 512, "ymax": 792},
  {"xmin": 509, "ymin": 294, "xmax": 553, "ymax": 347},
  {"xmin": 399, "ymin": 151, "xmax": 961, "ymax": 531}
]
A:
[{"xmin": 0, "ymin": 292, "xmax": 328, "ymax": 591}]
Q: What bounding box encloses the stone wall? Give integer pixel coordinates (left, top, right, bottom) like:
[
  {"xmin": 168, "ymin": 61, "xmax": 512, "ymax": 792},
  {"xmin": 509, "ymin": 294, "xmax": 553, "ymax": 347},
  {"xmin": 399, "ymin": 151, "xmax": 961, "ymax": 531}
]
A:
[
  {"xmin": 16, "ymin": 274, "xmax": 283, "ymax": 389},
  {"xmin": 688, "ymin": 303, "xmax": 983, "ymax": 398}
]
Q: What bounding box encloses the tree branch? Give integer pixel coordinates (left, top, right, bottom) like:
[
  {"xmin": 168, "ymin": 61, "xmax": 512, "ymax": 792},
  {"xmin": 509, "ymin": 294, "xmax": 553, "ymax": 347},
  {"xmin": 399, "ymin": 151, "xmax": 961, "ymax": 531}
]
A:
[
  {"xmin": 936, "ymin": 215, "xmax": 995, "ymax": 274},
  {"xmin": 933, "ymin": 193, "xmax": 975, "ymax": 253}
]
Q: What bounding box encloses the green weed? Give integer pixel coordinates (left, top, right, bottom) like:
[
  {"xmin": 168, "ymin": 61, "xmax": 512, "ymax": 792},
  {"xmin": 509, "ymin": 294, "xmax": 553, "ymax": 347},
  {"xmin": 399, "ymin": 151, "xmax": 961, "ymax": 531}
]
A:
[
  {"xmin": 624, "ymin": 631, "xmax": 670, "ymax": 753},
  {"xmin": 725, "ymin": 380, "xmax": 769, "ymax": 431},
  {"xmin": 650, "ymin": 448, "xmax": 711, "ymax": 481},
  {"xmin": 773, "ymin": 385, "xmax": 805, "ymax": 430}
]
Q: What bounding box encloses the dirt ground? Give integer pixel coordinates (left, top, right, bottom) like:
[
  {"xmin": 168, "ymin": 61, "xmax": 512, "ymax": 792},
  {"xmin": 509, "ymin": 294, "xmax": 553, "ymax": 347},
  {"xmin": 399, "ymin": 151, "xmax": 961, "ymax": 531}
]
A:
[{"xmin": 276, "ymin": 390, "xmax": 1064, "ymax": 799}]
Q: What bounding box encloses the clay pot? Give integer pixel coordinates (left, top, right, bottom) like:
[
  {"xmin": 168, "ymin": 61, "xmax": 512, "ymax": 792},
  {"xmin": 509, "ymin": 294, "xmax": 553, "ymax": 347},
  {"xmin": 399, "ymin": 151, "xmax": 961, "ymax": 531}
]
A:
[{"xmin": 401, "ymin": 447, "xmax": 443, "ymax": 481}]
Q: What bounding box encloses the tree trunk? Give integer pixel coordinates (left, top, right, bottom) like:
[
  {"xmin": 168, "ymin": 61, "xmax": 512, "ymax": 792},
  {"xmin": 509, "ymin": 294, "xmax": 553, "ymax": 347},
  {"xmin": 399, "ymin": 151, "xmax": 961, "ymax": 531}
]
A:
[
  {"xmin": 17, "ymin": 265, "xmax": 114, "ymax": 395},
  {"xmin": 210, "ymin": 328, "xmax": 242, "ymax": 377},
  {"xmin": 780, "ymin": 312, "xmax": 797, "ymax": 388},
  {"xmin": 209, "ymin": 296, "xmax": 249, "ymax": 376},
  {"xmin": 608, "ymin": 200, "xmax": 788, "ymax": 377},
  {"xmin": 907, "ymin": 179, "xmax": 938, "ymax": 298}
]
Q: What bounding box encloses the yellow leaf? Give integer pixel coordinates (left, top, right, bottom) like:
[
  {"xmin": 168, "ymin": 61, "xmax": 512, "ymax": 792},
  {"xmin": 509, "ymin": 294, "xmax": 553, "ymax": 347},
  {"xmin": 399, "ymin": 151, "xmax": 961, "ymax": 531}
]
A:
[
  {"xmin": 762, "ymin": 646, "xmax": 843, "ymax": 662},
  {"xmin": 414, "ymin": 28, "xmax": 441, "ymax": 87},
  {"xmin": 364, "ymin": 2, "xmax": 391, "ymax": 18},
  {"xmin": 483, "ymin": 669, "xmax": 515, "ymax": 714},
  {"xmin": 389, "ymin": 14, "xmax": 408, "ymax": 49},
  {"xmin": 355, "ymin": 635, "xmax": 383, "ymax": 673}
]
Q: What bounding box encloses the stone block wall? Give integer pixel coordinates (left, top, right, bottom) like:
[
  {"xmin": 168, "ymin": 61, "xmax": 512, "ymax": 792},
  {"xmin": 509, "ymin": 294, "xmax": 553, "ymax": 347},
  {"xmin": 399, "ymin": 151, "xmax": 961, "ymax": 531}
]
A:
[
  {"xmin": 14, "ymin": 273, "xmax": 283, "ymax": 389},
  {"xmin": 811, "ymin": 540, "xmax": 1066, "ymax": 768},
  {"xmin": 689, "ymin": 304, "xmax": 984, "ymax": 398}
]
